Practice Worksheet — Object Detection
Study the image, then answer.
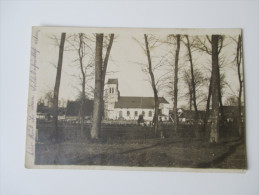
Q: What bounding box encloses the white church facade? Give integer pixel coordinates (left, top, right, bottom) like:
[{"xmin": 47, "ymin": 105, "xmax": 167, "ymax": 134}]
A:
[{"xmin": 104, "ymin": 79, "xmax": 170, "ymax": 121}]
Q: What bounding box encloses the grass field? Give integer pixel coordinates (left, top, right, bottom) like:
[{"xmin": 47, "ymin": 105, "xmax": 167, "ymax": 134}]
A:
[{"xmin": 35, "ymin": 121, "xmax": 247, "ymax": 169}]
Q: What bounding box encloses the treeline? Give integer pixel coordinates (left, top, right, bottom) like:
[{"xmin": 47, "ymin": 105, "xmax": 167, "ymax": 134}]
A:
[
  {"xmin": 49, "ymin": 32, "xmax": 243, "ymax": 143},
  {"xmin": 51, "ymin": 33, "xmax": 114, "ymax": 140},
  {"xmin": 137, "ymin": 34, "xmax": 244, "ymax": 143}
]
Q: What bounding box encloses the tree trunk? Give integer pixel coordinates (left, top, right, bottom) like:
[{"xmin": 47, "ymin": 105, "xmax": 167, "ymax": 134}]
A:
[
  {"xmin": 236, "ymin": 34, "xmax": 243, "ymax": 137},
  {"xmin": 144, "ymin": 34, "xmax": 159, "ymax": 134},
  {"xmin": 217, "ymin": 36, "xmax": 225, "ymax": 126},
  {"xmin": 210, "ymin": 35, "xmax": 220, "ymax": 143},
  {"xmin": 185, "ymin": 35, "xmax": 199, "ymax": 137},
  {"xmin": 218, "ymin": 73, "xmax": 224, "ymax": 122},
  {"xmin": 173, "ymin": 35, "xmax": 181, "ymax": 133},
  {"xmin": 80, "ymin": 77, "xmax": 86, "ymax": 137},
  {"xmin": 189, "ymin": 82, "xmax": 192, "ymax": 111},
  {"xmin": 101, "ymin": 34, "xmax": 114, "ymax": 119},
  {"xmin": 203, "ymin": 76, "xmax": 212, "ymax": 132},
  {"xmin": 91, "ymin": 34, "xmax": 103, "ymax": 139},
  {"xmin": 78, "ymin": 33, "xmax": 86, "ymax": 137},
  {"xmin": 52, "ymin": 32, "xmax": 66, "ymax": 139}
]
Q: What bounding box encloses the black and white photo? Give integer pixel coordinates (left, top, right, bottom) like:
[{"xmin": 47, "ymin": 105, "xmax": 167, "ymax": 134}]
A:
[{"xmin": 26, "ymin": 27, "xmax": 247, "ymax": 171}]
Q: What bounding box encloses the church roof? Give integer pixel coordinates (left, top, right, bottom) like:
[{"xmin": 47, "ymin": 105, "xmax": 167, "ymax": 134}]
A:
[
  {"xmin": 114, "ymin": 96, "xmax": 169, "ymax": 109},
  {"xmin": 107, "ymin": 79, "xmax": 118, "ymax": 85}
]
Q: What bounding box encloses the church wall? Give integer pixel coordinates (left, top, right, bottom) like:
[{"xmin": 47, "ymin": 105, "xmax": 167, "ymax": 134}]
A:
[
  {"xmin": 104, "ymin": 103, "xmax": 170, "ymax": 121},
  {"xmin": 114, "ymin": 108, "xmax": 155, "ymax": 121},
  {"xmin": 160, "ymin": 103, "xmax": 170, "ymax": 116}
]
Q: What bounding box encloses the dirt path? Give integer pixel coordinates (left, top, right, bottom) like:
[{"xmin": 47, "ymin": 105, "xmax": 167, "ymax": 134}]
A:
[
  {"xmin": 215, "ymin": 143, "xmax": 247, "ymax": 169},
  {"xmin": 196, "ymin": 139, "xmax": 247, "ymax": 169}
]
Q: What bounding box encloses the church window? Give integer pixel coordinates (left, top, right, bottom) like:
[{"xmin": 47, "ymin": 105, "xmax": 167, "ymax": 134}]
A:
[
  {"xmin": 112, "ymin": 88, "xmax": 114, "ymax": 93},
  {"xmin": 109, "ymin": 88, "xmax": 112, "ymax": 93},
  {"xmin": 127, "ymin": 111, "xmax": 130, "ymax": 116},
  {"xmin": 135, "ymin": 111, "xmax": 138, "ymax": 117}
]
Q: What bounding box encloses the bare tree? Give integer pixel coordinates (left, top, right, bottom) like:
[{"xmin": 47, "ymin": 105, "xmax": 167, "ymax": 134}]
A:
[
  {"xmin": 234, "ymin": 34, "xmax": 244, "ymax": 136},
  {"xmin": 144, "ymin": 34, "xmax": 159, "ymax": 133},
  {"xmin": 66, "ymin": 33, "xmax": 95, "ymax": 137},
  {"xmin": 173, "ymin": 35, "xmax": 181, "ymax": 133},
  {"xmin": 202, "ymin": 71, "xmax": 226, "ymax": 132},
  {"xmin": 210, "ymin": 35, "xmax": 221, "ymax": 143},
  {"xmin": 77, "ymin": 33, "xmax": 87, "ymax": 136},
  {"xmin": 183, "ymin": 35, "xmax": 199, "ymax": 137},
  {"xmin": 194, "ymin": 35, "xmax": 225, "ymax": 133},
  {"xmin": 91, "ymin": 34, "xmax": 104, "ymax": 139},
  {"xmin": 133, "ymin": 35, "xmax": 168, "ymax": 134},
  {"xmin": 101, "ymin": 34, "xmax": 115, "ymax": 118},
  {"xmin": 52, "ymin": 32, "xmax": 66, "ymax": 140}
]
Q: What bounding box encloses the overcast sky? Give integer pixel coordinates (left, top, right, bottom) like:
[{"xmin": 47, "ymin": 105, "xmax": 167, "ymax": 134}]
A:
[{"xmin": 36, "ymin": 28, "xmax": 242, "ymax": 109}]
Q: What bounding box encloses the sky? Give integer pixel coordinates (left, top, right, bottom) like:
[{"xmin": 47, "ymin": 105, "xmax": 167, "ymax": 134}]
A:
[{"xmin": 36, "ymin": 28, "xmax": 243, "ymax": 110}]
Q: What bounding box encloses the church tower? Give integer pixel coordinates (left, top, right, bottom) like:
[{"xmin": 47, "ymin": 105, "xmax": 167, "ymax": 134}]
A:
[
  {"xmin": 104, "ymin": 79, "xmax": 119, "ymax": 119},
  {"xmin": 106, "ymin": 78, "xmax": 119, "ymax": 103}
]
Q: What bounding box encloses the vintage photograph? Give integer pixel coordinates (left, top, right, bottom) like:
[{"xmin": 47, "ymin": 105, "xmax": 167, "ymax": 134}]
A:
[{"xmin": 26, "ymin": 27, "xmax": 246, "ymax": 170}]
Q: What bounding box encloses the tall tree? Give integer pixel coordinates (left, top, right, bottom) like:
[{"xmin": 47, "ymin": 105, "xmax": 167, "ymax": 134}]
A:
[
  {"xmin": 184, "ymin": 35, "xmax": 199, "ymax": 137},
  {"xmin": 101, "ymin": 34, "xmax": 115, "ymax": 118},
  {"xmin": 173, "ymin": 35, "xmax": 181, "ymax": 133},
  {"xmin": 77, "ymin": 33, "xmax": 87, "ymax": 136},
  {"xmin": 52, "ymin": 32, "xmax": 66, "ymax": 139},
  {"xmin": 202, "ymin": 69, "xmax": 226, "ymax": 133},
  {"xmin": 217, "ymin": 36, "xmax": 225, "ymax": 122},
  {"xmin": 235, "ymin": 34, "xmax": 243, "ymax": 137},
  {"xmin": 144, "ymin": 34, "xmax": 159, "ymax": 133},
  {"xmin": 194, "ymin": 35, "xmax": 224, "ymax": 133},
  {"xmin": 91, "ymin": 34, "xmax": 104, "ymax": 139},
  {"xmin": 67, "ymin": 33, "xmax": 95, "ymax": 135},
  {"xmin": 210, "ymin": 35, "xmax": 220, "ymax": 143}
]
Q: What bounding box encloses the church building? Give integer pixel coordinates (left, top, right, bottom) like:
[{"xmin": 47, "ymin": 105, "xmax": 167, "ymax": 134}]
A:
[{"xmin": 104, "ymin": 79, "xmax": 170, "ymax": 121}]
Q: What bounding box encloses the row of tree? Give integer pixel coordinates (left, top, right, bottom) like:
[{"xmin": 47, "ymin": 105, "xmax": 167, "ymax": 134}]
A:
[
  {"xmin": 141, "ymin": 34, "xmax": 243, "ymax": 143},
  {"xmin": 52, "ymin": 33, "xmax": 114, "ymax": 140},
  {"xmin": 50, "ymin": 31, "xmax": 243, "ymax": 143}
]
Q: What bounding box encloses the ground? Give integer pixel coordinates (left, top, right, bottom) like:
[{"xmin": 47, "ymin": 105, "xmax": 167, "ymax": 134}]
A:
[{"xmin": 35, "ymin": 121, "xmax": 247, "ymax": 169}]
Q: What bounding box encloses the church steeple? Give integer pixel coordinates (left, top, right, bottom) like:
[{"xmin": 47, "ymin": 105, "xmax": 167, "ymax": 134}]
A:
[{"xmin": 106, "ymin": 78, "xmax": 119, "ymax": 102}]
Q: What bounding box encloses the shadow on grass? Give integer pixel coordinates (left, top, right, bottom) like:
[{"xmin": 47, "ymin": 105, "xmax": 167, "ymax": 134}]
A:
[{"xmin": 196, "ymin": 139, "xmax": 246, "ymax": 169}]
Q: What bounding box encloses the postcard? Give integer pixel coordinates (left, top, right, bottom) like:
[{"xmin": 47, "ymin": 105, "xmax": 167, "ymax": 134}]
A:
[{"xmin": 25, "ymin": 27, "xmax": 246, "ymax": 171}]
